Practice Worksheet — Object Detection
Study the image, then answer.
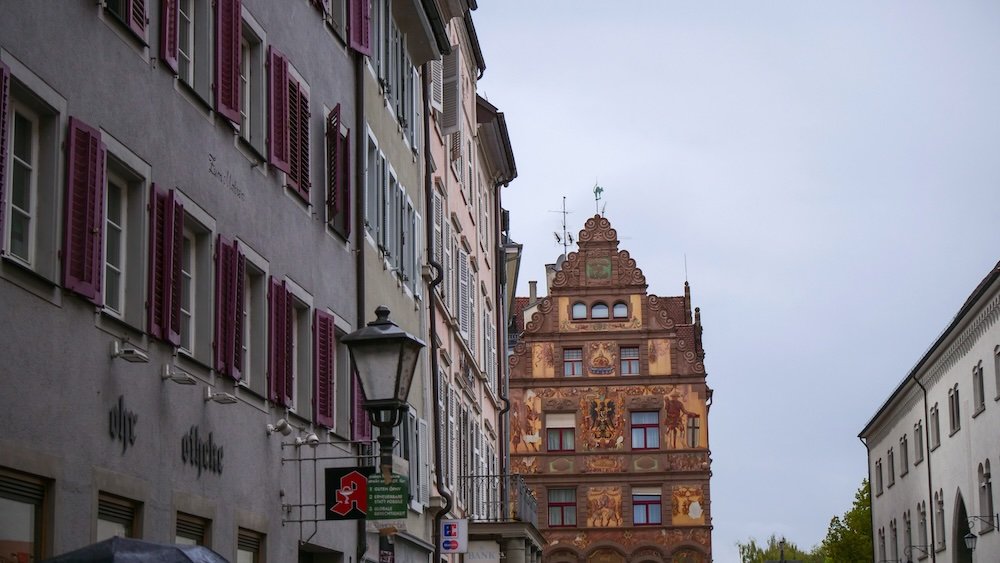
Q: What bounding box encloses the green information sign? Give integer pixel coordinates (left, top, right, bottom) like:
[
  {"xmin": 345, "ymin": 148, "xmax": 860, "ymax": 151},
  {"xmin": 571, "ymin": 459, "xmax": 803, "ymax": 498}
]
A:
[{"xmin": 367, "ymin": 474, "xmax": 408, "ymax": 519}]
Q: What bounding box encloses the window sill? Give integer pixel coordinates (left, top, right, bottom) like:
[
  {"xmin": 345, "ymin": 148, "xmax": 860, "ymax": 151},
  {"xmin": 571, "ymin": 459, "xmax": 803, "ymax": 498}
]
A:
[
  {"xmin": 972, "ymin": 405, "xmax": 986, "ymax": 418},
  {"xmin": 948, "ymin": 427, "xmax": 960, "ymax": 438},
  {"xmin": 914, "ymin": 458, "xmax": 923, "ymax": 466},
  {"xmin": 95, "ymin": 310, "xmax": 145, "ymax": 343},
  {"xmin": 236, "ymin": 134, "xmax": 267, "ymax": 168},
  {"xmin": 0, "ymin": 257, "xmax": 61, "ymax": 306}
]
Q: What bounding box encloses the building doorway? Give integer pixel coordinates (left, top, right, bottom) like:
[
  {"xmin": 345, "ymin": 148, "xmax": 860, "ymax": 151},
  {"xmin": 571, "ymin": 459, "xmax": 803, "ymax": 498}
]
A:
[{"xmin": 953, "ymin": 493, "xmax": 972, "ymax": 563}]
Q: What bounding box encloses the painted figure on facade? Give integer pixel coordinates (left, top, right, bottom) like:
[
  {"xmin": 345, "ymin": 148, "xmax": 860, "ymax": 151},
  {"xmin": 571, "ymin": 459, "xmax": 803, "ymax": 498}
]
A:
[
  {"xmin": 586, "ymin": 487, "xmax": 624, "ymax": 527},
  {"xmin": 671, "ymin": 486, "xmax": 705, "ymax": 526},
  {"xmin": 664, "ymin": 389, "xmax": 696, "ymax": 449}
]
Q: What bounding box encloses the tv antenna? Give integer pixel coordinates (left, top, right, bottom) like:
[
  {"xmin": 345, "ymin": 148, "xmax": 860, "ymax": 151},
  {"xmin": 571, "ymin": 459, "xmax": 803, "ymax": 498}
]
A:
[{"xmin": 549, "ymin": 196, "xmax": 573, "ymax": 256}]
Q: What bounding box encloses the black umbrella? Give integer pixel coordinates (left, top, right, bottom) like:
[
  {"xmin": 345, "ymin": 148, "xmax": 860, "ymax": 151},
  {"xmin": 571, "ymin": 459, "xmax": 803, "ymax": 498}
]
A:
[{"xmin": 41, "ymin": 537, "xmax": 230, "ymax": 563}]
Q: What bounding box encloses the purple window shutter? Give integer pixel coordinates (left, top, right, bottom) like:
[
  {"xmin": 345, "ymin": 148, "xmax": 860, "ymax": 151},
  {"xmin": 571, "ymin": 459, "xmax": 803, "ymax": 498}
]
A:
[
  {"xmin": 214, "ymin": 235, "xmax": 235, "ymax": 374},
  {"xmin": 268, "ymin": 277, "xmax": 286, "ymax": 405},
  {"xmin": 325, "ymin": 104, "xmax": 341, "ymax": 222},
  {"xmin": 348, "ymin": 0, "xmax": 372, "ymax": 56},
  {"xmin": 147, "ymin": 184, "xmax": 167, "ymax": 339},
  {"xmin": 340, "ymin": 129, "xmax": 351, "ymax": 237},
  {"xmin": 297, "ymin": 86, "xmax": 311, "ymax": 199},
  {"xmin": 160, "ymin": 0, "xmax": 179, "ymax": 73},
  {"xmin": 214, "ymin": 0, "xmax": 242, "ymax": 124},
  {"xmin": 0, "ymin": 62, "xmax": 10, "ymax": 254},
  {"xmin": 286, "ymin": 79, "xmax": 301, "ymax": 193},
  {"xmin": 63, "ymin": 117, "xmax": 106, "ymax": 305},
  {"xmin": 313, "ymin": 310, "xmax": 335, "ymax": 428},
  {"xmin": 165, "ymin": 191, "xmax": 184, "ymax": 346},
  {"xmin": 231, "ymin": 246, "xmax": 246, "ymax": 380},
  {"xmin": 128, "ymin": 0, "xmax": 148, "ymax": 43},
  {"xmin": 268, "ymin": 47, "xmax": 290, "ymax": 173}
]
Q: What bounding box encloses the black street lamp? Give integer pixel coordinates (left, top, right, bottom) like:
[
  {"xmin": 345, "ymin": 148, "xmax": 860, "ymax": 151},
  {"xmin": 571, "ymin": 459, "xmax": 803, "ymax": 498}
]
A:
[{"xmin": 342, "ymin": 306, "xmax": 425, "ymax": 483}]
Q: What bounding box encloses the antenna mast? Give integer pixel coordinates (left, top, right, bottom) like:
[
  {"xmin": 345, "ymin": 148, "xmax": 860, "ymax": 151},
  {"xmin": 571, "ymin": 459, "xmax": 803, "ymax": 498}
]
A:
[{"xmin": 549, "ymin": 196, "xmax": 574, "ymax": 256}]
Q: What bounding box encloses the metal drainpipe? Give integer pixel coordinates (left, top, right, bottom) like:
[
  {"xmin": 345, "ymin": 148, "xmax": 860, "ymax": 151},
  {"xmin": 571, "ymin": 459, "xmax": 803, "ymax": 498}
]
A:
[
  {"xmin": 914, "ymin": 377, "xmax": 936, "ymax": 562},
  {"xmin": 860, "ymin": 435, "xmax": 875, "ymax": 563},
  {"xmin": 354, "ymin": 51, "xmax": 368, "ymax": 563},
  {"xmin": 423, "ymin": 61, "xmax": 452, "ymax": 563},
  {"xmin": 493, "ymin": 178, "xmax": 512, "ymax": 511}
]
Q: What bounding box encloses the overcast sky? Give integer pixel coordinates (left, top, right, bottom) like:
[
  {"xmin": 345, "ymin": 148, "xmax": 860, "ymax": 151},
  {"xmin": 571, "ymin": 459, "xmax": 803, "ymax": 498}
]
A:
[{"xmin": 473, "ymin": 2, "xmax": 1000, "ymax": 559}]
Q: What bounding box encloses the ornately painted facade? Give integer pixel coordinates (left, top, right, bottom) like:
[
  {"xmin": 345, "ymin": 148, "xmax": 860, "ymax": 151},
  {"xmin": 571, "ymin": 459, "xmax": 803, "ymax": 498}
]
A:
[{"xmin": 508, "ymin": 216, "xmax": 713, "ymax": 563}]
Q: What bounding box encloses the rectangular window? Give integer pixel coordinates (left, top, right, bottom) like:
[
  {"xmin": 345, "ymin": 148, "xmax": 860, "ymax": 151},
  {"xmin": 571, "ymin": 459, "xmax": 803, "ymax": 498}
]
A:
[
  {"xmin": 170, "ymin": 0, "xmax": 213, "ymax": 101},
  {"xmin": 180, "ymin": 228, "xmax": 196, "ymax": 353},
  {"xmin": 914, "ymin": 421, "xmax": 924, "ymax": 463},
  {"xmin": 620, "ymin": 346, "xmax": 639, "ymax": 375},
  {"xmin": 237, "ymin": 528, "xmax": 264, "ymax": 563},
  {"xmin": 973, "ymin": 362, "xmax": 985, "ymax": 414},
  {"xmin": 900, "ymin": 435, "xmax": 909, "ymax": 476},
  {"xmin": 102, "ymin": 173, "xmax": 126, "ymax": 316},
  {"xmin": 175, "ymin": 512, "xmax": 209, "ymax": 546},
  {"xmin": 325, "ymin": 104, "xmax": 351, "ymax": 238},
  {"xmin": 97, "ymin": 492, "xmax": 140, "ymax": 540},
  {"xmin": 631, "ymin": 411, "xmax": 660, "ymax": 450},
  {"xmin": 267, "ymin": 50, "xmax": 310, "ymax": 201},
  {"xmin": 6, "ymin": 103, "xmax": 38, "ymax": 267},
  {"xmin": 177, "ymin": 0, "xmax": 194, "ymax": 82},
  {"xmin": 546, "ymin": 413, "xmax": 575, "ymax": 453},
  {"xmin": 875, "ymin": 459, "xmax": 883, "ymax": 496},
  {"xmin": 268, "ymin": 279, "xmax": 312, "ymax": 412},
  {"xmin": 686, "ymin": 415, "xmax": 701, "ymax": 448},
  {"xmin": 547, "ymin": 488, "xmax": 576, "ymax": 527},
  {"xmin": 563, "ymin": 348, "xmax": 583, "ymax": 377},
  {"xmin": 238, "ymin": 13, "xmax": 266, "ymax": 155},
  {"xmin": 237, "ymin": 250, "xmax": 267, "ymax": 395},
  {"xmin": 929, "ymin": 405, "xmax": 940, "ymax": 449},
  {"xmin": 104, "ymin": 0, "xmax": 148, "ymax": 42},
  {"xmin": 887, "ymin": 448, "xmax": 895, "ymax": 487},
  {"xmin": 0, "ymin": 468, "xmax": 45, "ymax": 563},
  {"xmin": 632, "ymin": 490, "xmax": 662, "ymax": 526},
  {"xmin": 948, "ymin": 386, "xmax": 960, "ymax": 435}
]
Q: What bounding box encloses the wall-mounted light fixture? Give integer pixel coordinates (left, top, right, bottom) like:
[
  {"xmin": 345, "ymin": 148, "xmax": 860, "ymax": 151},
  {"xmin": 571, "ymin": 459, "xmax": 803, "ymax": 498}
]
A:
[
  {"xmin": 204, "ymin": 387, "xmax": 238, "ymax": 404},
  {"xmin": 964, "ymin": 514, "xmax": 998, "ymax": 552},
  {"xmin": 294, "ymin": 433, "xmax": 320, "ymax": 448},
  {"xmin": 266, "ymin": 418, "xmax": 293, "ymax": 436},
  {"xmin": 110, "ymin": 341, "xmax": 149, "ymax": 363},
  {"xmin": 161, "ymin": 364, "xmax": 197, "ymax": 385}
]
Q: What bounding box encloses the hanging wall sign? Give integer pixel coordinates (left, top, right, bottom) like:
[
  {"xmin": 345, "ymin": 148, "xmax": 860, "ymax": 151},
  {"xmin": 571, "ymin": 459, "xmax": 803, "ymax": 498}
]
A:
[{"xmin": 326, "ymin": 466, "xmax": 375, "ymax": 520}]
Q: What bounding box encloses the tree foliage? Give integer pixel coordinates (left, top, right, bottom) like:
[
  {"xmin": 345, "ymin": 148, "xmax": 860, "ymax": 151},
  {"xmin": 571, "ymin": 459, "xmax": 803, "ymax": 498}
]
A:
[
  {"xmin": 737, "ymin": 534, "xmax": 823, "ymax": 562},
  {"xmin": 820, "ymin": 478, "xmax": 872, "ymax": 562}
]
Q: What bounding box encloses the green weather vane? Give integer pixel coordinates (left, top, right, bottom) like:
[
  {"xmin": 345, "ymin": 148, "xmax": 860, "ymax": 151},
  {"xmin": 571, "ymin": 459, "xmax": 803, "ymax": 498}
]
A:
[{"xmin": 594, "ymin": 182, "xmax": 606, "ymax": 215}]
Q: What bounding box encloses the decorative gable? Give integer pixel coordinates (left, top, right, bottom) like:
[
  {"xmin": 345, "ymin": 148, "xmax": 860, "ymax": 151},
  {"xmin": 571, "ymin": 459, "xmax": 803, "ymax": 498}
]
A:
[{"xmin": 551, "ymin": 215, "xmax": 648, "ymax": 292}]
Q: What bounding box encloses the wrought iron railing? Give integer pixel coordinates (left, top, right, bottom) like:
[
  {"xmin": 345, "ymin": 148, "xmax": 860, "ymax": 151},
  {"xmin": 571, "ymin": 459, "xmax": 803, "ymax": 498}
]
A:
[{"xmin": 456, "ymin": 473, "xmax": 537, "ymax": 527}]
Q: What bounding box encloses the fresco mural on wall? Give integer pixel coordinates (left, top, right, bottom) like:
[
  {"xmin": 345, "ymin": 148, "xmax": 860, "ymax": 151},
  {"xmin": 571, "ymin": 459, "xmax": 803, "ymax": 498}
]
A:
[
  {"xmin": 671, "ymin": 485, "xmax": 706, "ymax": 526},
  {"xmin": 587, "ymin": 549, "xmax": 626, "ymax": 563},
  {"xmin": 586, "ymin": 487, "xmax": 624, "ymax": 527},
  {"xmin": 588, "ymin": 341, "xmax": 616, "ymax": 376},
  {"xmin": 580, "ymin": 393, "xmax": 625, "ymax": 450},
  {"xmin": 510, "ymin": 389, "xmax": 542, "ymax": 452},
  {"xmin": 647, "ymin": 338, "xmax": 672, "ymax": 375},
  {"xmin": 664, "ymin": 388, "xmax": 697, "ymax": 449},
  {"xmin": 531, "ymin": 342, "xmax": 555, "ymax": 377}
]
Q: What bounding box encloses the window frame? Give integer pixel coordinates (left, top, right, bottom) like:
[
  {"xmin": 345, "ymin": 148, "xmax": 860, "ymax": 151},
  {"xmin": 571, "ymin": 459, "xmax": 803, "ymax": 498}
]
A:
[
  {"xmin": 175, "ymin": 511, "xmax": 210, "ymax": 546},
  {"xmin": 632, "ymin": 492, "xmax": 662, "ymax": 526},
  {"xmin": 235, "ymin": 241, "xmax": 268, "ymax": 397},
  {"xmin": 630, "ymin": 411, "xmax": 660, "ymax": 451},
  {"xmin": 0, "ymin": 467, "xmax": 46, "ymax": 562},
  {"xmin": 172, "ymin": 191, "xmax": 216, "ymax": 365},
  {"xmin": 547, "ymin": 488, "xmax": 576, "ymax": 528},
  {"xmin": 620, "ymin": 346, "xmax": 640, "ymax": 376},
  {"xmin": 590, "ymin": 302, "xmax": 609, "ymax": 319},
  {"xmin": 612, "ymin": 301, "xmax": 628, "ymax": 318},
  {"xmin": 96, "ymin": 491, "xmax": 141, "ymax": 541},
  {"xmin": 562, "ymin": 348, "xmax": 583, "ymax": 377},
  {"xmin": 237, "ymin": 9, "xmax": 266, "ymax": 157},
  {"xmin": 5, "ymin": 100, "xmax": 39, "ymax": 269}
]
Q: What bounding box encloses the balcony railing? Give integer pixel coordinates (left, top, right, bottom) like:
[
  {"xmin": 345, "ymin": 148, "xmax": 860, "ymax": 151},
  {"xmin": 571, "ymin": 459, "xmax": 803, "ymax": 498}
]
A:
[{"xmin": 456, "ymin": 474, "xmax": 537, "ymax": 527}]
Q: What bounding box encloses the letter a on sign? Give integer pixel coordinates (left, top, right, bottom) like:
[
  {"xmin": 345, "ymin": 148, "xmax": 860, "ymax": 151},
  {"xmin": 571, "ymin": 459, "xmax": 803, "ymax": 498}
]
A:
[{"xmin": 325, "ymin": 467, "xmax": 375, "ymax": 520}]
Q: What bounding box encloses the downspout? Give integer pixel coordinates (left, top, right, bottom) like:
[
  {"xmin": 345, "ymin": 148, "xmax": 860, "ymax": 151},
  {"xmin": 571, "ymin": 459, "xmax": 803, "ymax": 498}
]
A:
[
  {"xmin": 860, "ymin": 435, "xmax": 875, "ymax": 563},
  {"xmin": 914, "ymin": 377, "xmax": 936, "ymax": 562},
  {"xmin": 493, "ymin": 177, "xmax": 511, "ymax": 515},
  {"xmin": 354, "ymin": 51, "xmax": 368, "ymax": 563},
  {"xmin": 424, "ymin": 62, "xmax": 452, "ymax": 563}
]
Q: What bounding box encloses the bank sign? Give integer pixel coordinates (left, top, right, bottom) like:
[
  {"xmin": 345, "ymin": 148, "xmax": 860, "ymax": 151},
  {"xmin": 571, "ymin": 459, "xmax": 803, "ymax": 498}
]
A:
[{"xmin": 325, "ymin": 468, "xmax": 408, "ymax": 520}]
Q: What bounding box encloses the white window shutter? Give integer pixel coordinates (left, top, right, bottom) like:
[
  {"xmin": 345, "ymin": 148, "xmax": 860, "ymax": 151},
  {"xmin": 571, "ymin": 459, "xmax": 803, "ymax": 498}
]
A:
[
  {"xmin": 433, "ymin": 192, "xmax": 443, "ymax": 265},
  {"xmin": 459, "ymin": 251, "xmax": 470, "ymax": 337},
  {"xmin": 430, "ymin": 58, "xmax": 444, "ymax": 113},
  {"xmin": 440, "ymin": 44, "xmax": 461, "ymax": 135},
  {"xmin": 442, "ymin": 221, "xmax": 452, "ymax": 305},
  {"xmin": 418, "ymin": 418, "xmax": 430, "ymax": 503}
]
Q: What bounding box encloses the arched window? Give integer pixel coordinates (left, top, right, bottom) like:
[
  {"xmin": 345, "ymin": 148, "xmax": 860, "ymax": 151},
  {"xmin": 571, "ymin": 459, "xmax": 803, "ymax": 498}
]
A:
[
  {"xmin": 613, "ymin": 302, "xmax": 628, "ymax": 318},
  {"xmin": 591, "ymin": 302, "xmax": 609, "ymax": 319},
  {"xmin": 571, "ymin": 302, "xmax": 586, "ymax": 320}
]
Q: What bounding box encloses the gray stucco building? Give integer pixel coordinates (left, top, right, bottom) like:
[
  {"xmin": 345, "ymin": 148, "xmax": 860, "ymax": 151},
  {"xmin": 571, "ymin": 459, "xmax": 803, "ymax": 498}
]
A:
[{"xmin": 0, "ymin": 1, "xmax": 366, "ymax": 560}]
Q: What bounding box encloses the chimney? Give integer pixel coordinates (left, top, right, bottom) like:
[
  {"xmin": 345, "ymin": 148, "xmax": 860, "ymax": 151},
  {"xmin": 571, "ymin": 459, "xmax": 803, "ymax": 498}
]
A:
[{"xmin": 528, "ymin": 280, "xmax": 537, "ymax": 305}]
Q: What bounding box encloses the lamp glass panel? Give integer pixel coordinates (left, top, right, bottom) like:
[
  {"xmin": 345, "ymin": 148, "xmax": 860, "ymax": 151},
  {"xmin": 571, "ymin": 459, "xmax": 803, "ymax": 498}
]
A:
[{"xmin": 351, "ymin": 342, "xmax": 403, "ymax": 401}]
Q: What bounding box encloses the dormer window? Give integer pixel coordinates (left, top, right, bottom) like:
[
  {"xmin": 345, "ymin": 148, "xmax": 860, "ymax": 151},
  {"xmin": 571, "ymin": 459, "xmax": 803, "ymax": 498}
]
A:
[
  {"xmin": 571, "ymin": 302, "xmax": 587, "ymax": 320},
  {"xmin": 591, "ymin": 303, "xmax": 609, "ymax": 319},
  {"xmin": 613, "ymin": 302, "xmax": 628, "ymax": 318}
]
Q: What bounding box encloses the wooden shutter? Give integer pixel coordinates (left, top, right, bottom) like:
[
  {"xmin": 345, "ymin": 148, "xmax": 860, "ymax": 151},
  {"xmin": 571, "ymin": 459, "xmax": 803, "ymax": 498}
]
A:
[
  {"xmin": 214, "ymin": 237, "xmax": 245, "ymax": 380},
  {"xmin": 348, "ymin": 0, "xmax": 372, "ymax": 56},
  {"xmin": 287, "ymin": 79, "xmax": 301, "ymax": 192},
  {"xmin": 267, "ymin": 47, "xmax": 290, "ymax": 173},
  {"xmin": 418, "ymin": 418, "xmax": 429, "ymax": 503},
  {"xmin": 128, "ymin": 0, "xmax": 148, "ymax": 43},
  {"xmin": 160, "ymin": 0, "xmax": 179, "ymax": 73},
  {"xmin": 440, "ymin": 45, "xmax": 461, "ymax": 135},
  {"xmin": 147, "ymin": 184, "xmax": 184, "ymax": 345},
  {"xmin": 325, "ymin": 104, "xmax": 341, "ymax": 222},
  {"xmin": 430, "ymin": 59, "xmax": 443, "ymax": 113},
  {"xmin": 215, "ymin": 0, "xmax": 242, "ymax": 124},
  {"xmin": 442, "ymin": 221, "xmax": 451, "ymax": 304},
  {"xmin": 340, "ymin": 129, "xmax": 351, "ymax": 237},
  {"xmin": 313, "ymin": 310, "xmax": 335, "ymax": 428},
  {"xmin": 63, "ymin": 117, "xmax": 106, "ymax": 305},
  {"xmin": 0, "ymin": 62, "xmax": 9, "ymax": 253},
  {"xmin": 352, "ymin": 372, "xmax": 371, "ymax": 441},
  {"xmin": 432, "ymin": 192, "xmax": 443, "ymax": 266},
  {"xmin": 268, "ymin": 278, "xmax": 293, "ymax": 406},
  {"xmin": 459, "ymin": 250, "xmax": 469, "ymax": 336},
  {"xmin": 297, "ymin": 86, "xmax": 311, "ymax": 198}
]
